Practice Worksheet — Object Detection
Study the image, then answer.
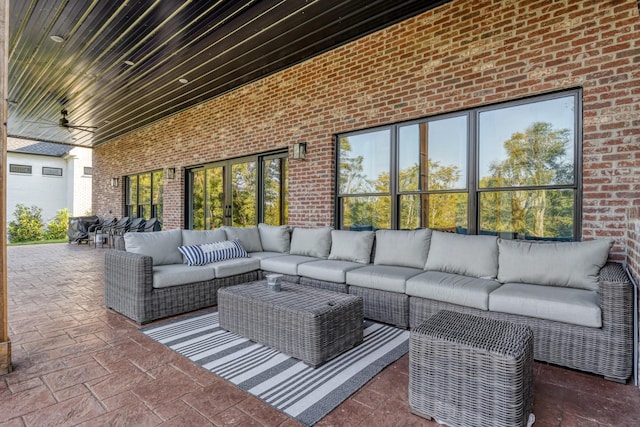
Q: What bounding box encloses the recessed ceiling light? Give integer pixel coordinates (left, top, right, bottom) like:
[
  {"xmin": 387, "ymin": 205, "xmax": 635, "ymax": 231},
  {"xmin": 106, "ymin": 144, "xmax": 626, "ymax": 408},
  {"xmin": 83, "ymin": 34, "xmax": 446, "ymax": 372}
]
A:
[
  {"xmin": 178, "ymin": 78, "xmax": 189, "ymax": 84},
  {"xmin": 50, "ymin": 35, "xmax": 65, "ymax": 43},
  {"xmin": 123, "ymin": 60, "xmax": 135, "ymax": 66}
]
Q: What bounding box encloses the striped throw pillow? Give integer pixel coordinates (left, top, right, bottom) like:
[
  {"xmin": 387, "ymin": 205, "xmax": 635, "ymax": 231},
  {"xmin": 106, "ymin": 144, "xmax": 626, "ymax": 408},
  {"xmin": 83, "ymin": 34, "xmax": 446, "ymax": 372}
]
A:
[{"xmin": 179, "ymin": 239, "xmax": 248, "ymax": 266}]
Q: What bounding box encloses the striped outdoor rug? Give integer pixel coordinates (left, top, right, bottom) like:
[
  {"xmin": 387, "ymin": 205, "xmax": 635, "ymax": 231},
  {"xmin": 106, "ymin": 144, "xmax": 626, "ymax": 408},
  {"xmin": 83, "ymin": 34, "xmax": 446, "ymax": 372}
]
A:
[{"xmin": 141, "ymin": 311, "xmax": 409, "ymax": 426}]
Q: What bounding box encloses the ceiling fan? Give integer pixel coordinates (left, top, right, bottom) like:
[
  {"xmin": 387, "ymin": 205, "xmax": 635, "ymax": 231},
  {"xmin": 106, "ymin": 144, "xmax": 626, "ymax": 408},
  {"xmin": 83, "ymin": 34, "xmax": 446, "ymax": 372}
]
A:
[
  {"xmin": 56, "ymin": 109, "xmax": 97, "ymax": 133},
  {"xmin": 28, "ymin": 109, "xmax": 98, "ymax": 133}
]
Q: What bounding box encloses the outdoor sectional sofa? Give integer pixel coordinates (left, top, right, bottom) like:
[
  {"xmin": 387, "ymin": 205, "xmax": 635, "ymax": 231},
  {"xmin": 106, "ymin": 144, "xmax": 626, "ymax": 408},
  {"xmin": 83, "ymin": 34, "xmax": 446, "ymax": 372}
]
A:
[{"xmin": 104, "ymin": 224, "xmax": 634, "ymax": 382}]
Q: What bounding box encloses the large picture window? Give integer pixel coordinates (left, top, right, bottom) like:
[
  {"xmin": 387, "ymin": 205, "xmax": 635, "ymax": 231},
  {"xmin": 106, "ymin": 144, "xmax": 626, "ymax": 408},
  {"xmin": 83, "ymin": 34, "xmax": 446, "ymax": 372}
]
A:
[
  {"xmin": 125, "ymin": 170, "xmax": 163, "ymax": 223},
  {"xmin": 336, "ymin": 90, "xmax": 581, "ymax": 240}
]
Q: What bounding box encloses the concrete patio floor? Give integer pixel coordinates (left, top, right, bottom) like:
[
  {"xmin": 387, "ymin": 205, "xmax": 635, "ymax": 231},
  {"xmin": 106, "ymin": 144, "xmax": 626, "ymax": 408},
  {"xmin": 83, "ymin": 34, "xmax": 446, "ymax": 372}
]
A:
[{"xmin": 1, "ymin": 243, "xmax": 639, "ymax": 426}]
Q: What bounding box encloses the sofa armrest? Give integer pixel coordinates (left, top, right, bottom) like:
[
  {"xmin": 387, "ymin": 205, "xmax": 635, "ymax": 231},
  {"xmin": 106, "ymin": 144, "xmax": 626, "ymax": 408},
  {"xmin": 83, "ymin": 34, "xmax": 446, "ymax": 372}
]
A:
[
  {"xmin": 104, "ymin": 249, "xmax": 154, "ymax": 323},
  {"xmin": 599, "ymin": 262, "xmax": 634, "ymax": 331}
]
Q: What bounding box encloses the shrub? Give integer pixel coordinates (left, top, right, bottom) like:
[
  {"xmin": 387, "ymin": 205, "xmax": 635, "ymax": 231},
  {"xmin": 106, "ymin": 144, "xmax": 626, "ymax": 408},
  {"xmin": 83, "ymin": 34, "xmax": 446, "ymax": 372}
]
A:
[
  {"xmin": 8, "ymin": 204, "xmax": 44, "ymax": 243},
  {"xmin": 45, "ymin": 208, "xmax": 70, "ymax": 240}
]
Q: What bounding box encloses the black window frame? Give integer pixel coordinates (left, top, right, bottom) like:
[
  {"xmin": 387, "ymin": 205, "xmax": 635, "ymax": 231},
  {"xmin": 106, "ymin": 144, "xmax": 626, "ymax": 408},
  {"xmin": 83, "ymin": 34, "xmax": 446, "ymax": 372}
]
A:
[
  {"xmin": 185, "ymin": 149, "xmax": 289, "ymax": 229},
  {"xmin": 124, "ymin": 170, "xmax": 164, "ymax": 221},
  {"xmin": 9, "ymin": 164, "xmax": 32, "ymax": 174},
  {"xmin": 335, "ymin": 89, "xmax": 582, "ymax": 240},
  {"xmin": 42, "ymin": 166, "xmax": 63, "ymax": 177}
]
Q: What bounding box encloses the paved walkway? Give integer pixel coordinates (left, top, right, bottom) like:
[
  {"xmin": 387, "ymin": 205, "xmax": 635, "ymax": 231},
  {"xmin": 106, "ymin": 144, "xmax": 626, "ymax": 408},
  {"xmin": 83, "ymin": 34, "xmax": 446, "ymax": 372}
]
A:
[{"xmin": 1, "ymin": 243, "xmax": 639, "ymax": 426}]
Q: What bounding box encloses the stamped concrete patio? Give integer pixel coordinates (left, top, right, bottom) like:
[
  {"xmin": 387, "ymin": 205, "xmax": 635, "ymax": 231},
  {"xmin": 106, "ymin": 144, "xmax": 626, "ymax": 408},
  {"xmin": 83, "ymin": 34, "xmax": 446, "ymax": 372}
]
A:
[{"xmin": 1, "ymin": 243, "xmax": 639, "ymax": 426}]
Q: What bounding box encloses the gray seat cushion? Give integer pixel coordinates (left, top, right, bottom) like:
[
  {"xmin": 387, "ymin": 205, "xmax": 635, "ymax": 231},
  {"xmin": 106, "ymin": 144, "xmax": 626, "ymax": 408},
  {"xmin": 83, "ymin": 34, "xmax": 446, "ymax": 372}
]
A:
[
  {"xmin": 425, "ymin": 231, "xmax": 498, "ymax": 279},
  {"xmin": 298, "ymin": 259, "xmax": 364, "ymax": 283},
  {"xmin": 258, "ymin": 223, "xmax": 291, "ymax": 253},
  {"xmin": 374, "ymin": 229, "xmax": 432, "ymax": 269},
  {"xmin": 328, "ymin": 230, "xmax": 374, "ymax": 264},
  {"xmin": 346, "ymin": 265, "xmax": 423, "ymax": 293},
  {"xmin": 289, "ymin": 227, "xmax": 333, "ymax": 258},
  {"xmin": 181, "ymin": 229, "xmax": 227, "ymax": 246},
  {"xmin": 406, "ymin": 271, "xmax": 502, "ymax": 310},
  {"xmin": 249, "ymin": 251, "xmax": 288, "ymax": 261},
  {"xmin": 489, "ymin": 283, "xmax": 602, "ymax": 328},
  {"xmin": 222, "ymin": 226, "xmax": 263, "ymax": 252},
  {"xmin": 497, "ymin": 238, "xmax": 614, "ymax": 291},
  {"xmin": 211, "ymin": 257, "xmax": 260, "ymax": 278},
  {"xmin": 152, "ymin": 264, "xmax": 215, "ymax": 288},
  {"xmin": 259, "ymin": 254, "xmax": 318, "ymax": 275},
  {"xmin": 125, "ymin": 229, "xmax": 183, "ymax": 266}
]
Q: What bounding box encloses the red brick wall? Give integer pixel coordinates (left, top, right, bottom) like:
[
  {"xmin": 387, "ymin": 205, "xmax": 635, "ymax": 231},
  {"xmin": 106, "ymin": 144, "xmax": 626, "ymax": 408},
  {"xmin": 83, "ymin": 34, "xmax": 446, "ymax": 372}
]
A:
[{"xmin": 94, "ymin": 0, "xmax": 640, "ymax": 259}]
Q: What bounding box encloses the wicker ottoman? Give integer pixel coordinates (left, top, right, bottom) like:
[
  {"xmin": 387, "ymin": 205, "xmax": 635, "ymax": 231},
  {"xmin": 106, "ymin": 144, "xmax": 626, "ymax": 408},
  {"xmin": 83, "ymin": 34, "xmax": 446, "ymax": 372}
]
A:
[
  {"xmin": 409, "ymin": 310, "xmax": 534, "ymax": 427},
  {"xmin": 218, "ymin": 281, "xmax": 363, "ymax": 367}
]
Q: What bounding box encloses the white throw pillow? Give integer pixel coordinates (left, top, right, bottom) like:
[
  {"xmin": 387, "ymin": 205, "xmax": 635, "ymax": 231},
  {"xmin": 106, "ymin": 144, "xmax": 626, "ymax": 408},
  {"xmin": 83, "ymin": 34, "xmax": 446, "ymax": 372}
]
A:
[
  {"xmin": 425, "ymin": 231, "xmax": 498, "ymax": 279},
  {"xmin": 222, "ymin": 226, "xmax": 263, "ymax": 252},
  {"xmin": 374, "ymin": 229, "xmax": 432, "ymax": 269},
  {"xmin": 289, "ymin": 227, "xmax": 332, "ymax": 258},
  {"xmin": 124, "ymin": 229, "xmax": 183, "ymax": 266},
  {"xmin": 328, "ymin": 230, "xmax": 374, "ymax": 264},
  {"xmin": 258, "ymin": 223, "xmax": 290, "ymax": 253},
  {"xmin": 497, "ymin": 238, "xmax": 614, "ymax": 291}
]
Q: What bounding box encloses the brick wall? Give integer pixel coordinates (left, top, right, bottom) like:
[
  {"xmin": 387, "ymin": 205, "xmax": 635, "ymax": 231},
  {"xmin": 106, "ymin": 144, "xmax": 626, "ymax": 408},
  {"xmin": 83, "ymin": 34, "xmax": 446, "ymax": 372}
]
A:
[{"xmin": 94, "ymin": 0, "xmax": 640, "ymax": 259}]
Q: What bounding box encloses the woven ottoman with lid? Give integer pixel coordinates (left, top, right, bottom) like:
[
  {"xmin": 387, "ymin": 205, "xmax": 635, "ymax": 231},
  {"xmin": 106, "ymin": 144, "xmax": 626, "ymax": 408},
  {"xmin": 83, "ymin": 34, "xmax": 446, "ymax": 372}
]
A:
[{"xmin": 409, "ymin": 310, "xmax": 534, "ymax": 427}]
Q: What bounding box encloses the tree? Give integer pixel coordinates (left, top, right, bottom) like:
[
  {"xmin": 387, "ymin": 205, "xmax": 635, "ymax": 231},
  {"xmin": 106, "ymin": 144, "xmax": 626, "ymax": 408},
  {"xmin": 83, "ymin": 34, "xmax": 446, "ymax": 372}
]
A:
[
  {"xmin": 191, "ymin": 171, "xmax": 205, "ymax": 229},
  {"xmin": 263, "ymin": 158, "xmax": 287, "ymax": 225},
  {"xmin": 8, "ymin": 204, "xmax": 44, "ymax": 243},
  {"xmin": 338, "ymin": 137, "xmax": 373, "ymax": 195},
  {"xmin": 396, "ymin": 161, "xmax": 464, "ymax": 230},
  {"xmin": 231, "ymin": 162, "xmax": 257, "ymax": 227},
  {"xmin": 338, "ymin": 137, "xmax": 379, "ymax": 228},
  {"xmin": 481, "ymin": 122, "xmax": 573, "ymax": 236}
]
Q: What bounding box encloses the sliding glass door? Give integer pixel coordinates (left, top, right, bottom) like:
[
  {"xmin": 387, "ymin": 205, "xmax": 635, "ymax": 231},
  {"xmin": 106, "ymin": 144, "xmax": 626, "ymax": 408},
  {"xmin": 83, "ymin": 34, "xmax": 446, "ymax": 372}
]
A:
[{"xmin": 188, "ymin": 152, "xmax": 287, "ymax": 229}]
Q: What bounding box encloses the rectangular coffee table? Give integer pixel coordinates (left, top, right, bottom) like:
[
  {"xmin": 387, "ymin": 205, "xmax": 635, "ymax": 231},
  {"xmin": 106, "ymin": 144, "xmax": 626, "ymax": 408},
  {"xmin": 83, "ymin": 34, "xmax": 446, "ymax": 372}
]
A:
[{"xmin": 218, "ymin": 280, "xmax": 363, "ymax": 367}]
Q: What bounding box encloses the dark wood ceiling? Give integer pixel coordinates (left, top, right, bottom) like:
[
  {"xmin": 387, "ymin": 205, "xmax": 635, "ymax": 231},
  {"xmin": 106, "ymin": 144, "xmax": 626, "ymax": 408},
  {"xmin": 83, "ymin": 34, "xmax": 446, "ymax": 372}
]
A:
[{"xmin": 7, "ymin": 0, "xmax": 450, "ymax": 148}]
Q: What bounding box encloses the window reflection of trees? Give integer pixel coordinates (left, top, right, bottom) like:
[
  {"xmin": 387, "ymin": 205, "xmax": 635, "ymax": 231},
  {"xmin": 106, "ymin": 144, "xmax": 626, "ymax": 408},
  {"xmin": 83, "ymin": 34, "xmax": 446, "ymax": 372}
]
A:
[
  {"xmin": 337, "ymin": 91, "xmax": 579, "ymax": 239},
  {"xmin": 189, "ymin": 153, "xmax": 288, "ymax": 229},
  {"xmin": 480, "ymin": 122, "xmax": 574, "ymax": 238}
]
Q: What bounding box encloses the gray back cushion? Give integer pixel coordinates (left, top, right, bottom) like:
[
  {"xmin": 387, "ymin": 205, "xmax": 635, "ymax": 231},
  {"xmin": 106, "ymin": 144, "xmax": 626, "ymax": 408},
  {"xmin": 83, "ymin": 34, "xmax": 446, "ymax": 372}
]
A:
[
  {"xmin": 258, "ymin": 223, "xmax": 290, "ymax": 253},
  {"xmin": 222, "ymin": 226, "xmax": 263, "ymax": 252},
  {"xmin": 181, "ymin": 229, "xmax": 227, "ymax": 246},
  {"xmin": 374, "ymin": 229, "xmax": 432, "ymax": 269},
  {"xmin": 497, "ymin": 238, "xmax": 614, "ymax": 291},
  {"xmin": 289, "ymin": 227, "xmax": 332, "ymax": 259},
  {"xmin": 124, "ymin": 229, "xmax": 183, "ymax": 266},
  {"xmin": 328, "ymin": 230, "xmax": 374, "ymax": 264},
  {"xmin": 425, "ymin": 231, "xmax": 498, "ymax": 279}
]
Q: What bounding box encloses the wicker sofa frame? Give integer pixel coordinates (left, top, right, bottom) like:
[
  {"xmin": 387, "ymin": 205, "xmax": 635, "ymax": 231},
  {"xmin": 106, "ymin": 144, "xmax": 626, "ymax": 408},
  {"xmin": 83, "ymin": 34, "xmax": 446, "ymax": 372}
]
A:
[
  {"xmin": 275, "ymin": 262, "xmax": 633, "ymax": 383},
  {"xmin": 105, "ymin": 245, "xmax": 633, "ymax": 382}
]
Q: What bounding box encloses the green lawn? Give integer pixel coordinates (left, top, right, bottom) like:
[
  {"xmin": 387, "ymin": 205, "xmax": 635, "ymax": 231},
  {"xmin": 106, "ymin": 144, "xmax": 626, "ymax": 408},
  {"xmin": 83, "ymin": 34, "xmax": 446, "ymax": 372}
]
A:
[{"xmin": 8, "ymin": 239, "xmax": 68, "ymax": 246}]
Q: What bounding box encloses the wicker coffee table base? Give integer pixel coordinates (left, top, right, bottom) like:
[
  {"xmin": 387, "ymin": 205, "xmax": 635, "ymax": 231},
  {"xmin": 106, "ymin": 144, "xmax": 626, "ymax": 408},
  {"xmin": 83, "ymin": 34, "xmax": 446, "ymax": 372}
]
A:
[
  {"xmin": 410, "ymin": 310, "xmax": 534, "ymax": 427},
  {"xmin": 218, "ymin": 281, "xmax": 363, "ymax": 367}
]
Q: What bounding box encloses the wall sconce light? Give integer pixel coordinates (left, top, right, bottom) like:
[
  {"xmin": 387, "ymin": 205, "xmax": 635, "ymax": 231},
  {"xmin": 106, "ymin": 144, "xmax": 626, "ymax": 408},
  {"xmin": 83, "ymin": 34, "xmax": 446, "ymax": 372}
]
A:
[
  {"xmin": 110, "ymin": 177, "xmax": 119, "ymax": 187},
  {"xmin": 293, "ymin": 142, "xmax": 307, "ymax": 160},
  {"xmin": 166, "ymin": 167, "xmax": 176, "ymax": 179}
]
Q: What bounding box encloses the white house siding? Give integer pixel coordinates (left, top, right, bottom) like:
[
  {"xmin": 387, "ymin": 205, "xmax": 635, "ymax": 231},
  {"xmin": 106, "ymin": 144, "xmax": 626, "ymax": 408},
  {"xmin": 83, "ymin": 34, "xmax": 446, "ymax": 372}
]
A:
[
  {"xmin": 6, "ymin": 146, "xmax": 93, "ymax": 228},
  {"xmin": 67, "ymin": 147, "xmax": 93, "ymax": 217}
]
